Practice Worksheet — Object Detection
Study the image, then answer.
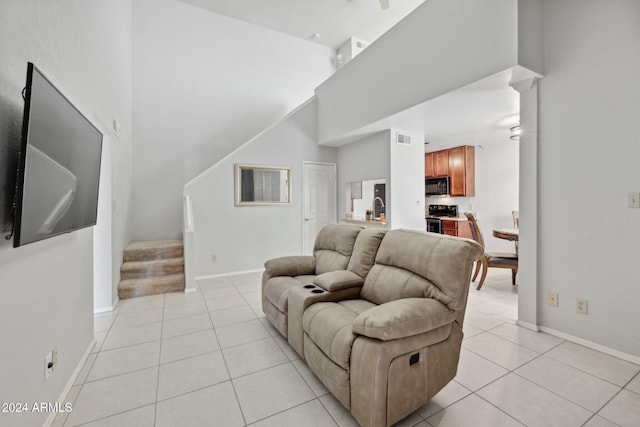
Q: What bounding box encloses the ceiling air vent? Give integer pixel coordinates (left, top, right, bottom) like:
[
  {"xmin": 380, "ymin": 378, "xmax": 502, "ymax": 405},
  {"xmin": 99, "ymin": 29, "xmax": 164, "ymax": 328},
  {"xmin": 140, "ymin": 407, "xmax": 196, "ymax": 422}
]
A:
[{"xmin": 396, "ymin": 133, "xmax": 412, "ymax": 145}]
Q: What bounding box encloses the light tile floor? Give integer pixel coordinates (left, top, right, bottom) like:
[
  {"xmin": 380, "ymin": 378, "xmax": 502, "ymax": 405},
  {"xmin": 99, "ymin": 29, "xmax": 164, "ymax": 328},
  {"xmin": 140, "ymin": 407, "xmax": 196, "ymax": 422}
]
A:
[{"xmin": 55, "ymin": 269, "xmax": 640, "ymax": 426}]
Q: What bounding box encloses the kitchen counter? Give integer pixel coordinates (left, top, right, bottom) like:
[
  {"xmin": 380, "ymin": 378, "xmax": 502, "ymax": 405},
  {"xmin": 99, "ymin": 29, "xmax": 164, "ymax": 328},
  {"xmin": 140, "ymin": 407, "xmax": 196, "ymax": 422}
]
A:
[
  {"xmin": 341, "ymin": 218, "xmax": 389, "ymax": 228},
  {"xmin": 425, "ymin": 216, "xmax": 468, "ymax": 222}
]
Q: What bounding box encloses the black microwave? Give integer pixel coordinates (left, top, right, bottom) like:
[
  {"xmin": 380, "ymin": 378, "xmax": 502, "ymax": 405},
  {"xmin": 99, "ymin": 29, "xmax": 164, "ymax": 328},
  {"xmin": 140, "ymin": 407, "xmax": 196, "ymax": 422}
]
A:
[{"xmin": 425, "ymin": 177, "xmax": 449, "ymax": 196}]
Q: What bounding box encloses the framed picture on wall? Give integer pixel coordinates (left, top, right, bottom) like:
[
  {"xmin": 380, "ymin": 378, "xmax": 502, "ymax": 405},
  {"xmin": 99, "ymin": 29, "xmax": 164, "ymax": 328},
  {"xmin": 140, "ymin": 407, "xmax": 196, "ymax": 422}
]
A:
[{"xmin": 235, "ymin": 164, "xmax": 291, "ymax": 206}]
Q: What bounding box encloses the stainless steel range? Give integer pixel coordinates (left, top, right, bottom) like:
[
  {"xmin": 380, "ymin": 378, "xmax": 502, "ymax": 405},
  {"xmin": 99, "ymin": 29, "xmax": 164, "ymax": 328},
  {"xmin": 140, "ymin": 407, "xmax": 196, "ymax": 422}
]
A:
[{"xmin": 426, "ymin": 205, "xmax": 459, "ymax": 233}]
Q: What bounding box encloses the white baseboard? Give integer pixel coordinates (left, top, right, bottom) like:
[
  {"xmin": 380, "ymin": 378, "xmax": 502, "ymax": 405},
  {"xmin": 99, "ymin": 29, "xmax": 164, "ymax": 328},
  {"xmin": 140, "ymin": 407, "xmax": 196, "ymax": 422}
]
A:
[
  {"xmin": 539, "ymin": 326, "xmax": 640, "ymax": 365},
  {"xmin": 195, "ymin": 268, "xmax": 264, "ymax": 281},
  {"xmin": 515, "ymin": 320, "xmax": 540, "ymax": 332},
  {"xmin": 93, "ymin": 306, "xmax": 112, "ymax": 314},
  {"xmin": 93, "ymin": 296, "xmax": 119, "ymax": 314},
  {"xmin": 44, "ymin": 339, "xmax": 96, "ymax": 427}
]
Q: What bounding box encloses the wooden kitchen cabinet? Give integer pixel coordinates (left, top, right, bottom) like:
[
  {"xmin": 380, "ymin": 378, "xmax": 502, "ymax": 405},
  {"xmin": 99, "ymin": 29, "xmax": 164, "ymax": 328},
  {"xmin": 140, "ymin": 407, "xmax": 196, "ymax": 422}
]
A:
[
  {"xmin": 448, "ymin": 145, "xmax": 475, "ymax": 197},
  {"xmin": 441, "ymin": 220, "xmax": 458, "ymax": 237},
  {"xmin": 424, "ymin": 150, "xmax": 449, "ymax": 177},
  {"xmin": 441, "ymin": 219, "xmax": 472, "ymax": 239},
  {"xmin": 425, "ymin": 145, "xmax": 475, "ymax": 197},
  {"xmin": 425, "ymin": 153, "xmax": 434, "ymax": 178},
  {"xmin": 434, "ymin": 151, "xmax": 449, "ymax": 176}
]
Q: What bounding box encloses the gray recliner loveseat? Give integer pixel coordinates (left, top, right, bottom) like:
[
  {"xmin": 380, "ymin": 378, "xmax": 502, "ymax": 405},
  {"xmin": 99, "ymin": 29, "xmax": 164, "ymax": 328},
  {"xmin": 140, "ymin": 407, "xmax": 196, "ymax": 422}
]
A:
[{"xmin": 262, "ymin": 225, "xmax": 483, "ymax": 427}]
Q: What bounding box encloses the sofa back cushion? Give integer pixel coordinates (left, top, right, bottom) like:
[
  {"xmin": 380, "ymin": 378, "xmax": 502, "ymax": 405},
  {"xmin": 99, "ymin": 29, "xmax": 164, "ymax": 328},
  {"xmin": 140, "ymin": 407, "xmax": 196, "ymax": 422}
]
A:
[
  {"xmin": 347, "ymin": 228, "xmax": 387, "ymax": 279},
  {"xmin": 360, "ymin": 229, "xmax": 483, "ymax": 311},
  {"xmin": 314, "ymin": 224, "xmax": 363, "ymax": 274}
]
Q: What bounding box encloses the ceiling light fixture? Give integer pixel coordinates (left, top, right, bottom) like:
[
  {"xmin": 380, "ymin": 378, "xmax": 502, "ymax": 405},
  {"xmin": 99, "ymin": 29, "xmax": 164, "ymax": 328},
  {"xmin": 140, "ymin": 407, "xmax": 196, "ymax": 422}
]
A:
[{"xmin": 510, "ymin": 125, "xmax": 521, "ymax": 140}]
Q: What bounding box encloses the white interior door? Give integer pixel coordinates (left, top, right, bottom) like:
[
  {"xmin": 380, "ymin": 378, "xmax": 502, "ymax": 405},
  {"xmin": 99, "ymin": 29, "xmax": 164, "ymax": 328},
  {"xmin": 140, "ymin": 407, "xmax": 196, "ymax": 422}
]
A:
[{"xmin": 303, "ymin": 162, "xmax": 336, "ymax": 255}]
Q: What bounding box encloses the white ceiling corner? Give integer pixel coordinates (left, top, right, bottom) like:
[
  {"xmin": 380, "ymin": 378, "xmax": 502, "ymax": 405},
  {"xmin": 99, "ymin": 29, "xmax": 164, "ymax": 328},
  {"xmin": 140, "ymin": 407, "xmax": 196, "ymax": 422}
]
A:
[
  {"xmin": 176, "ymin": 0, "xmax": 426, "ymax": 49},
  {"xmin": 175, "ymin": 0, "xmax": 520, "ymax": 149}
]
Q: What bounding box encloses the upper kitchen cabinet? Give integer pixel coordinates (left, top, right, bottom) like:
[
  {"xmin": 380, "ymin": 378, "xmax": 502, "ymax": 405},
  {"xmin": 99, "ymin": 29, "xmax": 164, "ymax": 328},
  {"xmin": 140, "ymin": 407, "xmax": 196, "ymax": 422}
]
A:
[
  {"xmin": 425, "ymin": 145, "xmax": 475, "ymax": 196},
  {"xmin": 448, "ymin": 145, "xmax": 475, "ymax": 196},
  {"xmin": 425, "ymin": 153, "xmax": 433, "ymax": 177},
  {"xmin": 424, "ymin": 150, "xmax": 449, "ymax": 177}
]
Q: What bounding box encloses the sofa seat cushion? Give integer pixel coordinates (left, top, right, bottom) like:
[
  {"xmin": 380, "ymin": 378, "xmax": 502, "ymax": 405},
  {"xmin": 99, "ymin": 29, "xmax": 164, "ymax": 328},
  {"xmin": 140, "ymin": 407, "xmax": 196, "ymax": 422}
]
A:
[
  {"xmin": 264, "ymin": 275, "xmax": 317, "ymax": 312},
  {"xmin": 303, "ymin": 299, "xmax": 376, "ymax": 370}
]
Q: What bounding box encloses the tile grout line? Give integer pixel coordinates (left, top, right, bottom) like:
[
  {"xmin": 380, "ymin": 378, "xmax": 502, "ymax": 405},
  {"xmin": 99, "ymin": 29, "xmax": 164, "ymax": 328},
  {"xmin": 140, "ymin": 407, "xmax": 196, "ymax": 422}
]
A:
[
  {"xmin": 61, "ymin": 300, "xmax": 122, "ymax": 426},
  {"xmin": 457, "ymin": 337, "xmax": 550, "ymax": 426},
  {"xmin": 538, "ymin": 343, "xmax": 639, "ymax": 389},
  {"xmin": 79, "ymin": 271, "xmax": 639, "ymax": 426},
  {"xmin": 200, "ymin": 278, "xmax": 249, "ymax": 426},
  {"xmin": 243, "ymin": 395, "xmax": 322, "ymax": 426},
  {"xmin": 467, "ymin": 334, "xmax": 626, "ymax": 426},
  {"xmin": 153, "ymin": 293, "xmax": 167, "ymax": 427}
]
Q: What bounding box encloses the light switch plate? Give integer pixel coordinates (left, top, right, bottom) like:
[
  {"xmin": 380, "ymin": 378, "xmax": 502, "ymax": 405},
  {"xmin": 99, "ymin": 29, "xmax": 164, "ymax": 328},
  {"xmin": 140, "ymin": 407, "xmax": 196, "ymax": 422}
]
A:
[{"xmin": 628, "ymin": 192, "xmax": 640, "ymax": 208}]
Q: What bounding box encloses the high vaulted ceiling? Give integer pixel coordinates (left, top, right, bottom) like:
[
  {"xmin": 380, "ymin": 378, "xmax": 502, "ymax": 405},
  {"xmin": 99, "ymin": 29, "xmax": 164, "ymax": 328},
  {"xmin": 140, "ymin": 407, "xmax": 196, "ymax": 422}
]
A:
[
  {"xmin": 177, "ymin": 0, "xmax": 426, "ymax": 49},
  {"xmin": 176, "ymin": 0, "xmax": 519, "ymax": 150}
]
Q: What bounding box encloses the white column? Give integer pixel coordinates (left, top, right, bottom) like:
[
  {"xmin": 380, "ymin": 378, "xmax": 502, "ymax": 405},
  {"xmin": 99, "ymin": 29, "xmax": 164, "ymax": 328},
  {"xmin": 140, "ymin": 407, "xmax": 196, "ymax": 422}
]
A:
[{"xmin": 510, "ymin": 76, "xmax": 539, "ymax": 330}]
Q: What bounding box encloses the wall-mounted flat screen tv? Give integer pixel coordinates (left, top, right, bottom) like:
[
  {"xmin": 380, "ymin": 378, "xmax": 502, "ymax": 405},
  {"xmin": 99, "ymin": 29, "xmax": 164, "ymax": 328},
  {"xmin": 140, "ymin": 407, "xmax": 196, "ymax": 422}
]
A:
[{"xmin": 13, "ymin": 63, "xmax": 103, "ymax": 247}]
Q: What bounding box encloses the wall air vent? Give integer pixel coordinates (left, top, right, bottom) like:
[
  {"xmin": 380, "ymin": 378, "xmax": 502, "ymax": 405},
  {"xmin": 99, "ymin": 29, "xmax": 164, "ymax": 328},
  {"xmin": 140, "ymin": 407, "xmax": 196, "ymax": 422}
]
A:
[
  {"xmin": 396, "ymin": 133, "xmax": 412, "ymax": 145},
  {"xmin": 356, "ymin": 41, "xmax": 368, "ymax": 49}
]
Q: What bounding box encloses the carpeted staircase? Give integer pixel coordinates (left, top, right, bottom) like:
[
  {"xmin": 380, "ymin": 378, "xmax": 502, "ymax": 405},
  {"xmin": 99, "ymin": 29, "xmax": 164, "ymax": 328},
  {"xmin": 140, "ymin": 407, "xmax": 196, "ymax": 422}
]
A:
[{"xmin": 118, "ymin": 240, "xmax": 185, "ymax": 299}]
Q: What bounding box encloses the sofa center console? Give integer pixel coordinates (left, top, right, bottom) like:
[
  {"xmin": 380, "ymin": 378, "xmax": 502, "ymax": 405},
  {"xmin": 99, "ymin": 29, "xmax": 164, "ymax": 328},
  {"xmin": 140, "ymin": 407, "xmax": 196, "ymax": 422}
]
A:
[{"xmin": 287, "ymin": 282, "xmax": 362, "ymax": 358}]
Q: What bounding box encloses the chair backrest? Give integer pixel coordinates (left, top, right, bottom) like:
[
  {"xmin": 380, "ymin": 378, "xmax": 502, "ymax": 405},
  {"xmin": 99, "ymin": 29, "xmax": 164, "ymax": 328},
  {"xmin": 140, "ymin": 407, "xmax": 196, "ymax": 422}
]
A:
[
  {"xmin": 464, "ymin": 212, "xmax": 485, "ymax": 250},
  {"xmin": 313, "ymin": 224, "xmax": 363, "ymax": 274},
  {"xmin": 360, "ymin": 229, "xmax": 483, "ymax": 311},
  {"xmin": 347, "ymin": 228, "xmax": 387, "ymax": 279},
  {"xmin": 512, "ymin": 210, "xmax": 519, "ymax": 228}
]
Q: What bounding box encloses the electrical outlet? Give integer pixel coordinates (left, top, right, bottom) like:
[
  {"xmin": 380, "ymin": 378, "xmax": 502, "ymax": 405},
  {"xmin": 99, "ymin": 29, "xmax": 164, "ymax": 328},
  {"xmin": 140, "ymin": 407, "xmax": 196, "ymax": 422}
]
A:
[
  {"xmin": 576, "ymin": 298, "xmax": 588, "ymax": 315},
  {"xmin": 211, "ymin": 254, "xmax": 217, "ymax": 263},
  {"xmin": 45, "ymin": 346, "xmax": 57, "ymax": 379},
  {"xmin": 547, "ymin": 292, "xmax": 559, "ymax": 307},
  {"xmin": 628, "ymin": 192, "xmax": 640, "ymax": 208}
]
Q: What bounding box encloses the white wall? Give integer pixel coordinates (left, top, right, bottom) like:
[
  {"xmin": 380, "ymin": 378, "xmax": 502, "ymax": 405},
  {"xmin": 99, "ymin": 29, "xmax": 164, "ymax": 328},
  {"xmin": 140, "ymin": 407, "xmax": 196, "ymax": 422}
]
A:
[
  {"xmin": 389, "ymin": 130, "xmax": 426, "ymax": 230},
  {"xmin": 336, "ymin": 129, "xmax": 425, "ymax": 230},
  {"xmin": 337, "ymin": 131, "xmax": 391, "ymax": 221},
  {"xmin": 536, "ymin": 0, "xmax": 640, "ymax": 357},
  {"xmin": 316, "ymin": 0, "xmax": 518, "ymax": 143},
  {"xmin": 184, "ymin": 98, "xmax": 336, "ymax": 278},
  {"xmin": 427, "ymin": 142, "xmax": 520, "ymax": 252},
  {"xmin": 352, "ymin": 179, "xmax": 386, "ymax": 220},
  {"xmin": 94, "ymin": 133, "xmax": 113, "ymax": 312},
  {"xmin": 0, "ymin": 1, "xmax": 132, "ymax": 425},
  {"xmin": 132, "ymin": 0, "xmax": 336, "ymax": 240}
]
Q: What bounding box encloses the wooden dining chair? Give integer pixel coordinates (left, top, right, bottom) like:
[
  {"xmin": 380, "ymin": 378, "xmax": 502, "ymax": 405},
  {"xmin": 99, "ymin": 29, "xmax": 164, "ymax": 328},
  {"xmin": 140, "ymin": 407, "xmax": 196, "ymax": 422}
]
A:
[{"xmin": 464, "ymin": 212, "xmax": 518, "ymax": 290}]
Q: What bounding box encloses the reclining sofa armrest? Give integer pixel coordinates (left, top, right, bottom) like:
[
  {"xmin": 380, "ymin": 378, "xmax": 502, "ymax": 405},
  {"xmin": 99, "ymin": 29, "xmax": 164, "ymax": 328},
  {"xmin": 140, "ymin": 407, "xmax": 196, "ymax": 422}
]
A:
[
  {"xmin": 313, "ymin": 270, "xmax": 364, "ymax": 292},
  {"xmin": 264, "ymin": 256, "xmax": 315, "ymax": 278},
  {"xmin": 352, "ymin": 298, "xmax": 456, "ymax": 341}
]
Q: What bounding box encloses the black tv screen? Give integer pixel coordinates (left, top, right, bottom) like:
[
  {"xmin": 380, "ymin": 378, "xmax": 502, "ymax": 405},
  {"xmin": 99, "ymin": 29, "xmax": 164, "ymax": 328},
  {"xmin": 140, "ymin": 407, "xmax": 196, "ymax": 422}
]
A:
[{"xmin": 13, "ymin": 63, "xmax": 103, "ymax": 247}]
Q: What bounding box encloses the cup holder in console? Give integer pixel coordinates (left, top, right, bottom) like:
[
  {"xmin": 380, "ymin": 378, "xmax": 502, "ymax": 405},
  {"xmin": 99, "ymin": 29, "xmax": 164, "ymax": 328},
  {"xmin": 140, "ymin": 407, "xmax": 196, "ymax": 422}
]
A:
[
  {"xmin": 303, "ymin": 285, "xmax": 315, "ymax": 289},
  {"xmin": 311, "ymin": 289, "xmax": 324, "ymax": 294}
]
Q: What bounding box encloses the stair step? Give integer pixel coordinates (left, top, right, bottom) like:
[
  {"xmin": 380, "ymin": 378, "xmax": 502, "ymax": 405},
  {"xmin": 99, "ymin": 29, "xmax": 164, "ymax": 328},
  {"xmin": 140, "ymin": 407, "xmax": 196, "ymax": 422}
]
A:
[
  {"xmin": 120, "ymin": 258, "xmax": 184, "ymax": 280},
  {"xmin": 118, "ymin": 273, "xmax": 185, "ymax": 299},
  {"xmin": 124, "ymin": 240, "xmax": 183, "ymax": 262}
]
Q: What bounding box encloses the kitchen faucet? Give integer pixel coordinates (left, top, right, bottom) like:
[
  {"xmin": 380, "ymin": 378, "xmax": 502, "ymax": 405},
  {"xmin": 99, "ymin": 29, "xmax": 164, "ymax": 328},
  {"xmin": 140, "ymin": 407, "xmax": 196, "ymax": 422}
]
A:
[{"xmin": 373, "ymin": 197, "xmax": 385, "ymax": 218}]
